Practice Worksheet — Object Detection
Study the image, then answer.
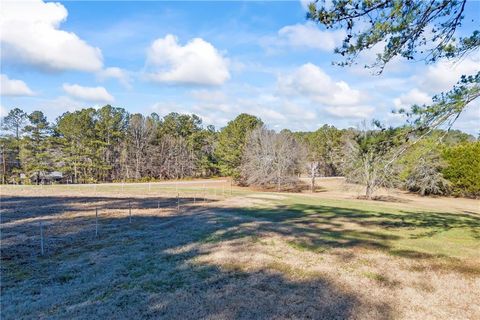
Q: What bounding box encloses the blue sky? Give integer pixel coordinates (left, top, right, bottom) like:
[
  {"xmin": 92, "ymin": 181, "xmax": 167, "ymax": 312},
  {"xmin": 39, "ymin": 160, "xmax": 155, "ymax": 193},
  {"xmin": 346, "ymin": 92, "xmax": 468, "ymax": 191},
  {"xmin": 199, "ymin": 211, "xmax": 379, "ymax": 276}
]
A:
[{"xmin": 1, "ymin": 0, "xmax": 479, "ymax": 134}]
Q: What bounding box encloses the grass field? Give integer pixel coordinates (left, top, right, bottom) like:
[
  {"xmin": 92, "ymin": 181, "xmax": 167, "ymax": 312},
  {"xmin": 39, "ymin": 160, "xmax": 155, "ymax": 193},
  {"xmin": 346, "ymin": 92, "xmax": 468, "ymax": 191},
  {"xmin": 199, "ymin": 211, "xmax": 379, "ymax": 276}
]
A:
[{"xmin": 1, "ymin": 180, "xmax": 479, "ymax": 319}]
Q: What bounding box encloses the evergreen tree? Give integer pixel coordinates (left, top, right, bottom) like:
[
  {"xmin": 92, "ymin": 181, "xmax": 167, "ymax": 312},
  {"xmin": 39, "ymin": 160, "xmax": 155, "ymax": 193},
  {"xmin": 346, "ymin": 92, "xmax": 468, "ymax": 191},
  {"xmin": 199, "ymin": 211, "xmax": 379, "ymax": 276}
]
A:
[
  {"xmin": 216, "ymin": 113, "xmax": 263, "ymax": 178},
  {"xmin": 21, "ymin": 111, "xmax": 52, "ymax": 184}
]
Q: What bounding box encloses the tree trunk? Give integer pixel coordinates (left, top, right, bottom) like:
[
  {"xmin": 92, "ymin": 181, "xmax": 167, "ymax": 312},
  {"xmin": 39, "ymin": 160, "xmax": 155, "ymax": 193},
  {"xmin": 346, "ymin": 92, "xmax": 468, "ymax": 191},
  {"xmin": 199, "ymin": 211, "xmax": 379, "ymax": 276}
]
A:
[{"xmin": 365, "ymin": 183, "xmax": 373, "ymax": 200}]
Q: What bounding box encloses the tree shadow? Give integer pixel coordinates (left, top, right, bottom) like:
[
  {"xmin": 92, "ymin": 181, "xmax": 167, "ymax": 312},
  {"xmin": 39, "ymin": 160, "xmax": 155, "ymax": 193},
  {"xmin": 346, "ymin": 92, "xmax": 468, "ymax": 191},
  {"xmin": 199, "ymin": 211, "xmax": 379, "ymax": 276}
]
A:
[{"xmin": 2, "ymin": 194, "xmax": 478, "ymax": 318}]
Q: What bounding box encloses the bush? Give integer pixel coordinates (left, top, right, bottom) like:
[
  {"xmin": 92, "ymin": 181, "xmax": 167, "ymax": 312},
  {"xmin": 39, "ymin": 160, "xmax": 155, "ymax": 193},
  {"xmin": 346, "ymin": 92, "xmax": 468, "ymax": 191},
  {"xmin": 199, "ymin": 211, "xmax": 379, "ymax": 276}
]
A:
[
  {"xmin": 442, "ymin": 142, "xmax": 480, "ymax": 198},
  {"xmin": 405, "ymin": 156, "xmax": 450, "ymax": 196}
]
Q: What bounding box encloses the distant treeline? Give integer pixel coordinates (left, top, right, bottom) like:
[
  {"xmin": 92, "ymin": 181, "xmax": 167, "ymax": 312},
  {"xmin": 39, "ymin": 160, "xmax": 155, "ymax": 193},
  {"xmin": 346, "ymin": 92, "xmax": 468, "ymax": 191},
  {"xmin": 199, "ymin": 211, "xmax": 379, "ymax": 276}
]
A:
[{"xmin": 1, "ymin": 105, "xmax": 478, "ymax": 197}]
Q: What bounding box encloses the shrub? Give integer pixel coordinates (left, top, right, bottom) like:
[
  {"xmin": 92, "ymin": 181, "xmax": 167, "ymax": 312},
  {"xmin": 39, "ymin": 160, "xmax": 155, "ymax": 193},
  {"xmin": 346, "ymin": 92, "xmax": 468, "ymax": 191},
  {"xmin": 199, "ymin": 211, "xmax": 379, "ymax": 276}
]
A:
[
  {"xmin": 442, "ymin": 142, "xmax": 480, "ymax": 198},
  {"xmin": 405, "ymin": 156, "xmax": 450, "ymax": 196}
]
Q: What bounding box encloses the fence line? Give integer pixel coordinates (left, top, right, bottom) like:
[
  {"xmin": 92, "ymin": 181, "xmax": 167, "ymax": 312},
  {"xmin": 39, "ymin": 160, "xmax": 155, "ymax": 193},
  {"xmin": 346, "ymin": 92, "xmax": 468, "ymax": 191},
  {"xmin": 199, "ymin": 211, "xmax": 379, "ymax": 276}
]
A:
[{"xmin": 21, "ymin": 190, "xmax": 235, "ymax": 258}]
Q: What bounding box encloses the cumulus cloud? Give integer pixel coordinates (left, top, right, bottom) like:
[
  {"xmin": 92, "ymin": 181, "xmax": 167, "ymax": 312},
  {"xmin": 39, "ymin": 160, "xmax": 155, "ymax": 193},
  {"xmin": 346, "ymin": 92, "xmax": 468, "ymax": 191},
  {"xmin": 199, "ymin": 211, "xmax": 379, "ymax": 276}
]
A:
[
  {"xmin": 277, "ymin": 23, "xmax": 345, "ymax": 52},
  {"xmin": 62, "ymin": 84, "xmax": 114, "ymax": 103},
  {"xmin": 190, "ymin": 89, "xmax": 227, "ymax": 102},
  {"xmin": 0, "ymin": 0, "xmax": 103, "ymax": 72},
  {"xmin": 393, "ymin": 88, "xmax": 432, "ymax": 110},
  {"xmin": 392, "ymin": 57, "xmax": 479, "ymax": 112},
  {"xmin": 0, "ymin": 74, "xmax": 35, "ymax": 96},
  {"xmin": 97, "ymin": 67, "xmax": 132, "ymax": 89},
  {"xmin": 146, "ymin": 34, "xmax": 230, "ymax": 86},
  {"xmin": 278, "ymin": 63, "xmax": 372, "ymax": 118},
  {"xmin": 418, "ymin": 58, "xmax": 480, "ymax": 94},
  {"xmin": 261, "ymin": 22, "xmax": 344, "ymax": 53},
  {"xmin": 0, "ymin": 105, "xmax": 8, "ymax": 117}
]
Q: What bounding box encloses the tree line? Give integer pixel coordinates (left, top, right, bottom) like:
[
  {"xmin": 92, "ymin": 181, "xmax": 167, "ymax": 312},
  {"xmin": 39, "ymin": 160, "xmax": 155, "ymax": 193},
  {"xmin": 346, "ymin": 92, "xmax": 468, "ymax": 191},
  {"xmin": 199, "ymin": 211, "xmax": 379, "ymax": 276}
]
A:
[{"xmin": 1, "ymin": 106, "xmax": 478, "ymax": 198}]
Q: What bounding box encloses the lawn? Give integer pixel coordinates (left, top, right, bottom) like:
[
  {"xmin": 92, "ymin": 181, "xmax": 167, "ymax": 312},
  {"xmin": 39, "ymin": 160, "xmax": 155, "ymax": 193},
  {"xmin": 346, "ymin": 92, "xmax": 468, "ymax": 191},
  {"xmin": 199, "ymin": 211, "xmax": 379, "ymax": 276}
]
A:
[{"xmin": 1, "ymin": 185, "xmax": 479, "ymax": 319}]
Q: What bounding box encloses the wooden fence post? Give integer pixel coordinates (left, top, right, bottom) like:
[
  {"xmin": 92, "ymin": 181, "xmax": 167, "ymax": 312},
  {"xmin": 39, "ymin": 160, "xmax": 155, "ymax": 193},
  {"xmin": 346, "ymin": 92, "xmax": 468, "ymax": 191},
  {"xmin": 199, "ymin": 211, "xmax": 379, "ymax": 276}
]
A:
[{"xmin": 177, "ymin": 193, "xmax": 180, "ymax": 211}]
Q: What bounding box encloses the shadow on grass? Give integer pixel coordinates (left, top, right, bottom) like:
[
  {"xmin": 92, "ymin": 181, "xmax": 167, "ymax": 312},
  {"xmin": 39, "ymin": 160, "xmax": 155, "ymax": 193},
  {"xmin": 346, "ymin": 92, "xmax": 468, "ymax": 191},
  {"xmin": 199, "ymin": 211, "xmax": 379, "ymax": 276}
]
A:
[
  {"xmin": 208, "ymin": 203, "xmax": 479, "ymax": 256},
  {"xmin": 1, "ymin": 194, "xmax": 479, "ymax": 318}
]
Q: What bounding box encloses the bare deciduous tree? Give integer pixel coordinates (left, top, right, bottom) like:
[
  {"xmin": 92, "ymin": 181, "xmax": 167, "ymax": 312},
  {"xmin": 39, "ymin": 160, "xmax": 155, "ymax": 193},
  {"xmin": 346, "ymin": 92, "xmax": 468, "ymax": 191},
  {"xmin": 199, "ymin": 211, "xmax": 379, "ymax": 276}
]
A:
[
  {"xmin": 126, "ymin": 114, "xmax": 155, "ymax": 179},
  {"xmin": 343, "ymin": 123, "xmax": 401, "ymax": 199},
  {"xmin": 306, "ymin": 161, "xmax": 319, "ymax": 192},
  {"xmin": 241, "ymin": 127, "xmax": 305, "ymax": 191}
]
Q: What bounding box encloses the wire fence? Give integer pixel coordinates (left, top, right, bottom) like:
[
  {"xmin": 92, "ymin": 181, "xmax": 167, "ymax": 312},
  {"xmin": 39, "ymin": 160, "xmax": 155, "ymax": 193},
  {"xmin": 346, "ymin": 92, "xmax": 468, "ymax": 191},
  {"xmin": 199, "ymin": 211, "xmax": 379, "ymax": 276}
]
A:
[{"xmin": 1, "ymin": 185, "xmax": 237, "ymax": 260}]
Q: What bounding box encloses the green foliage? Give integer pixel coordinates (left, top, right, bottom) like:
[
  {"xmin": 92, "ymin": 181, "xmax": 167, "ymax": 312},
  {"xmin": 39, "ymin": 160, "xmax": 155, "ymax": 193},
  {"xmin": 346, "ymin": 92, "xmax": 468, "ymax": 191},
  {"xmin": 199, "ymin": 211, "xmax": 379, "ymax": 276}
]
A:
[
  {"xmin": 442, "ymin": 142, "xmax": 480, "ymax": 197},
  {"xmin": 55, "ymin": 108, "xmax": 98, "ymax": 183},
  {"xmin": 1, "ymin": 107, "xmax": 28, "ymax": 139},
  {"xmin": 399, "ymin": 73, "xmax": 480, "ymax": 130},
  {"xmin": 308, "ymin": 0, "xmax": 477, "ymax": 70},
  {"xmin": 21, "ymin": 111, "xmax": 52, "ymax": 184},
  {"xmin": 308, "ymin": 0, "xmax": 479, "ymax": 130},
  {"xmin": 296, "ymin": 125, "xmax": 344, "ymax": 176},
  {"xmin": 1, "ymin": 106, "xmax": 478, "ymax": 200},
  {"xmin": 216, "ymin": 113, "xmax": 263, "ymax": 178}
]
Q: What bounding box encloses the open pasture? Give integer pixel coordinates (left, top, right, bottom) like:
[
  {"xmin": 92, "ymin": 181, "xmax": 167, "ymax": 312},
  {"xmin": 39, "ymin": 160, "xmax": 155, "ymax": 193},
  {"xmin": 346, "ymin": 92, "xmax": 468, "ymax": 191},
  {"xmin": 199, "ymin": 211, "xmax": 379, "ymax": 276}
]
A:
[{"xmin": 1, "ymin": 180, "xmax": 479, "ymax": 319}]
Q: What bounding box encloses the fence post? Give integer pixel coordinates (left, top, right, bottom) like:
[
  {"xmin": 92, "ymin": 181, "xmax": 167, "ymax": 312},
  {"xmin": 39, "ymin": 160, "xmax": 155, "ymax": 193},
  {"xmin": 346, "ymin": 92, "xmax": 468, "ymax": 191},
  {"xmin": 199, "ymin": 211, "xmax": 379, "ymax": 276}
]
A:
[
  {"xmin": 230, "ymin": 180, "xmax": 233, "ymax": 196},
  {"xmin": 157, "ymin": 200, "xmax": 160, "ymax": 210},
  {"xmin": 40, "ymin": 222, "xmax": 44, "ymax": 256},
  {"xmin": 177, "ymin": 193, "xmax": 180, "ymax": 211},
  {"xmin": 95, "ymin": 207, "xmax": 98, "ymax": 238},
  {"xmin": 193, "ymin": 193, "xmax": 196, "ymax": 205},
  {"xmin": 129, "ymin": 201, "xmax": 132, "ymax": 223},
  {"xmin": 203, "ymin": 187, "xmax": 206, "ymax": 203},
  {"xmin": 149, "ymin": 182, "xmax": 151, "ymax": 192}
]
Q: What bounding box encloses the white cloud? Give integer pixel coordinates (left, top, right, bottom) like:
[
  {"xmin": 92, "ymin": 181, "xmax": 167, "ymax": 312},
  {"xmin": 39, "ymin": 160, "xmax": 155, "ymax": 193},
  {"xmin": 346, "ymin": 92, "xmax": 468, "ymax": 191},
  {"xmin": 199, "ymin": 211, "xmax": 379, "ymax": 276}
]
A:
[
  {"xmin": 391, "ymin": 57, "xmax": 479, "ymax": 112},
  {"xmin": 190, "ymin": 89, "xmax": 227, "ymax": 102},
  {"xmin": 299, "ymin": 0, "xmax": 312, "ymax": 10},
  {"xmin": 0, "ymin": 74, "xmax": 35, "ymax": 96},
  {"xmin": 277, "ymin": 23, "xmax": 345, "ymax": 52},
  {"xmin": 146, "ymin": 34, "xmax": 230, "ymax": 86},
  {"xmin": 393, "ymin": 88, "xmax": 432, "ymax": 110},
  {"xmin": 452, "ymin": 101, "xmax": 480, "ymax": 134},
  {"xmin": 97, "ymin": 67, "xmax": 132, "ymax": 89},
  {"xmin": 278, "ymin": 63, "xmax": 371, "ymax": 118},
  {"xmin": 418, "ymin": 58, "xmax": 480, "ymax": 94},
  {"xmin": 0, "ymin": 105, "xmax": 8, "ymax": 117},
  {"xmin": 0, "ymin": 0, "xmax": 103, "ymax": 72},
  {"xmin": 325, "ymin": 105, "xmax": 374, "ymax": 119},
  {"xmin": 62, "ymin": 84, "xmax": 114, "ymax": 103}
]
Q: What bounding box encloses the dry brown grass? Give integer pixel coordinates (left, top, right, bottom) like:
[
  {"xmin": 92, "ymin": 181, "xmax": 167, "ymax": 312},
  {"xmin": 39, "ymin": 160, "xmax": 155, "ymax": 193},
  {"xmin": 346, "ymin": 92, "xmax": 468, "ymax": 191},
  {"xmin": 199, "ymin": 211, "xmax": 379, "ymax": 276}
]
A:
[{"xmin": 1, "ymin": 183, "xmax": 479, "ymax": 319}]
